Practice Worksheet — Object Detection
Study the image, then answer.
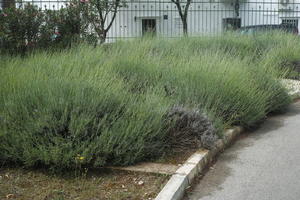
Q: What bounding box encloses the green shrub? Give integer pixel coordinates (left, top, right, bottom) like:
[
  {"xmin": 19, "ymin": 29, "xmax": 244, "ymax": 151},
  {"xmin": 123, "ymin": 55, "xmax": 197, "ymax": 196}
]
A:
[
  {"xmin": 0, "ymin": 50, "xmax": 172, "ymax": 168},
  {"xmin": 0, "ymin": 35, "xmax": 292, "ymax": 170},
  {"xmin": 0, "ymin": 4, "xmax": 44, "ymax": 55},
  {"xmin": 105, "ymin": 37, "xmax": 290, "ymax": 126},
  {"xmin": 259, "ymin": 34, "xmax": 300, "ymax": 80},
  {"xmin": 0, "ymin": 2, "xmax": 93, "ymax": 55}
]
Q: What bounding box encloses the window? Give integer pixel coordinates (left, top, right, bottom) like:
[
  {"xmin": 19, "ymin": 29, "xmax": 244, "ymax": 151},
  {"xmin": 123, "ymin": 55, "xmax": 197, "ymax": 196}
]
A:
[
  {"xmin": 223, "ymin": 18, "xmax": 241, "ymax": 31},
  {"xmin": 282, "ymin": 19, "xmax": 299, "ymax": 27},
  {"xmin": 142, "ymin": 19, "xmax": 156, "ymax": 36}
]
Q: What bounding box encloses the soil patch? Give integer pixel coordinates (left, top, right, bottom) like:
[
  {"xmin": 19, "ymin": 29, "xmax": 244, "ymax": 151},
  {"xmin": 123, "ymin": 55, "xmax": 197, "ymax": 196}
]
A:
[{"xmin": 0, "ymin": 167, "xmax": 169, "ymax": 200}]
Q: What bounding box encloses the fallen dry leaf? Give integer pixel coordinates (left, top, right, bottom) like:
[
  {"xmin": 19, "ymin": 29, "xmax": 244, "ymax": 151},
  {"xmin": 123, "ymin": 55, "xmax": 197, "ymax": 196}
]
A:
[
  {"xmin": 138, "ymin": 180, "xmax": 144, "ymax": 186},
  {"xmin": 6, "ymin": 194, "xmax": 14, "ymax": 199}
]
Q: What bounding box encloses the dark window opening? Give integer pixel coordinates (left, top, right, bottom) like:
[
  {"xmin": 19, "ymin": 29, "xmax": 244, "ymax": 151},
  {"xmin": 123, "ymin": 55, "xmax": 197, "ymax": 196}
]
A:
[
  {"xmin": 223, "ymin": 18, "xmax": 241, "ymax": 31},
  {"xmin": 142, "ymin": 19, "xmax": 156, "ymax": 36},
  {"xmin": 282, "ymin": 19, "xmax": 299, "ymax": 27}
]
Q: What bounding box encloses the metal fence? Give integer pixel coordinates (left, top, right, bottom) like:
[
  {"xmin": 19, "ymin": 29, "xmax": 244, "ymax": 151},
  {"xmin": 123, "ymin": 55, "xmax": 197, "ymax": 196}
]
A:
[{"xmin": 1, "ymin": 0, "xmax": 300, "ymax": 42}]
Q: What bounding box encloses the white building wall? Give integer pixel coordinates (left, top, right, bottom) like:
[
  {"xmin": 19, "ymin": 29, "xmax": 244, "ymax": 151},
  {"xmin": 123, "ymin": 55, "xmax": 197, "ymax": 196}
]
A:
[
  {"xmin": 240, "ymin": 0, "xmax": 300, "ymax": 30},
  {"xmin": 187, "ymin": 2, "xmax": 235, "ymax": 35},
  {"xmin": 107, "ymin": 0, "xmax": 236, "ymax": 41},
  {"xmin": 278, "ymin": 0, "xmax": 300, "ymax": 31},
  {"xmin": 240, "ymin": 0, "xmax": 281, "ymax": 26}
]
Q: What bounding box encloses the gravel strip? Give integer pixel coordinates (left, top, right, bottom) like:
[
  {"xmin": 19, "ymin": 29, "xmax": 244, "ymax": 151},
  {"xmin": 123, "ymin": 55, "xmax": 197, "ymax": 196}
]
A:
[{"xmin": 281, "ymin": 79, "xmax": 300, "ymax": 97}]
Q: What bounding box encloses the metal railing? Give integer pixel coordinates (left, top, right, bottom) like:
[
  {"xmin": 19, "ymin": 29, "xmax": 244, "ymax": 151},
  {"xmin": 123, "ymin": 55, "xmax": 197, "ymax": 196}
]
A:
[{"xmin": 1, "ymin": 0, "xmax": 300, "ymax": 42}]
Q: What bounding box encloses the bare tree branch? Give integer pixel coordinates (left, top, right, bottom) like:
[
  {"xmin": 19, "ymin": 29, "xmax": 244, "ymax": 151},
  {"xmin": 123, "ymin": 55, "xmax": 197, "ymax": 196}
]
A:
[
  {"xmin": 105, "ymin": 0, "xmax": 120, "ymax": 32},
  {"xmin": 171, "ymin": 0, "xmax": 192, "ymax": 35}
]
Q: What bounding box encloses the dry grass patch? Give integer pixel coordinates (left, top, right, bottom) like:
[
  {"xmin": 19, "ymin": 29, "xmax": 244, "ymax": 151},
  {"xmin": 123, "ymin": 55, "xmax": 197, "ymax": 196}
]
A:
[{"xmin": 0, "ymin": 167, "xmax": 169, "ymax": 200}]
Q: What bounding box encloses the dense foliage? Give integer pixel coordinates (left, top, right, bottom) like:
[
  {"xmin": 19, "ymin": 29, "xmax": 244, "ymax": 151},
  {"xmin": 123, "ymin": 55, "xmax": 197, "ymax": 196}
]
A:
[
  {"xmin": 0, "ymin": 0, "xmax": 124, "ymax": 55},
  {"xmin": 0, "ymin": 33, "xmax": 295, "ymax": 170}
]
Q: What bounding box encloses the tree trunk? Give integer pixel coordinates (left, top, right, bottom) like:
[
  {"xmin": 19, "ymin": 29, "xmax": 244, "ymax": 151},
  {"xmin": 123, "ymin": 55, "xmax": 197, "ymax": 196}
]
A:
[
  {"xmin": 172, "ymin": 0, "xmax": 191, "ymax": 36},
  {"xmin": 99, "ymin": 31, "xmax": 107, "ymax": 44},
  {"xmin": 182, "ymin": 18, "xmax": 188, "ymax": 35}
]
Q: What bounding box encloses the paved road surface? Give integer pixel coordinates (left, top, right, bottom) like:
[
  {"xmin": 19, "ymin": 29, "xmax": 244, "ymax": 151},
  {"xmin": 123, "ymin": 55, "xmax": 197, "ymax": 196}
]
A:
[{"xmin": 184, "ymin": 102, "xmax": 300, "ymax": 200}]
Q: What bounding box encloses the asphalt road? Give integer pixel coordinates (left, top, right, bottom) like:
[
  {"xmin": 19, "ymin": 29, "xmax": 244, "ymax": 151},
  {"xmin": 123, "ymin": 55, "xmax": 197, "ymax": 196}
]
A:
[{"xmin": 184, "ymin": 101, "xmax": 300, "ymax": 200}]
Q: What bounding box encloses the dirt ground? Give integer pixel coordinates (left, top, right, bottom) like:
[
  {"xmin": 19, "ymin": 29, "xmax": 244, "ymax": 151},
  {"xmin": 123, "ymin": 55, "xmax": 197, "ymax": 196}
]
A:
[{"xmin": 0, "ymin": 167, "xmax": 169, "ymax": 200}]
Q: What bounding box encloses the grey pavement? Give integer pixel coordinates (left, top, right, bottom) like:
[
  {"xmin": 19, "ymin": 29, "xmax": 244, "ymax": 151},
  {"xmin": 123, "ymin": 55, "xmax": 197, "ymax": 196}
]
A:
[{"xmin": 184, "ymin": 101, "xmax": 300, "ymax": 200}]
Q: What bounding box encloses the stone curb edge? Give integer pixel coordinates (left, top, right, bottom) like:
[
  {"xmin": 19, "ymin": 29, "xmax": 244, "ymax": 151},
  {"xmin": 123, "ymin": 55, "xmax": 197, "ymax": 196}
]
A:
[{"xmin": 154, "ymin": 126, "xmax": 244, "ymax": 200}]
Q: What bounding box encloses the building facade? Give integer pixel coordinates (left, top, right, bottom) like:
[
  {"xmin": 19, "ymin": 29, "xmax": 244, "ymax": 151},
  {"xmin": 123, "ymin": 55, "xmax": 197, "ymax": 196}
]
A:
[
  {"xmin": 1, "ymin": 0, "xmax": 300, "ymax": 41},
  {"xmin": 107, "ymin": 0, "xmax": 300, "ymax": 41}
]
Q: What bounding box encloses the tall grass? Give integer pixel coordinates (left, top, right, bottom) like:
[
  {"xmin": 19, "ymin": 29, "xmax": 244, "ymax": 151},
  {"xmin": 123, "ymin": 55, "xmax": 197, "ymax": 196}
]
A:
[{"xmin": 0, "ymin": 33, "xmax": 293, "ymax": 169}]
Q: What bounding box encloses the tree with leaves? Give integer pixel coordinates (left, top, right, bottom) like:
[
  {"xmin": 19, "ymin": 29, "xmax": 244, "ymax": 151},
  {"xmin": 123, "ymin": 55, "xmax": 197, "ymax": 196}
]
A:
[
  {"xmin": 171, "ymin": 0, "xmax": 192, "ymax": 35},
  {"xmin": 80, "ymin": 0, "xmax": 125, "ymax": 44}
]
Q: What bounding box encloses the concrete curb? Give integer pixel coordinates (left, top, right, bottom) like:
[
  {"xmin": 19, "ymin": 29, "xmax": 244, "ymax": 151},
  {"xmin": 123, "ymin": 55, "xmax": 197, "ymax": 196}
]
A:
[
  {"xmin": 155, "ymin": 126, "xmax": 243, "ymax": 200},
  {"xmin": 292, "ymin": 93, "xmax": 300, "ymax": 100}
]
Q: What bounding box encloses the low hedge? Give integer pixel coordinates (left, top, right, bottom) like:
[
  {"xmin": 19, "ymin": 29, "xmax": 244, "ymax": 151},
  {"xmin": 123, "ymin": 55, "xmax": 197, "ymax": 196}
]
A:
[{"xmin": 0, "ymin": 34, "xmax": 292, "ymax": 170}]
